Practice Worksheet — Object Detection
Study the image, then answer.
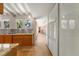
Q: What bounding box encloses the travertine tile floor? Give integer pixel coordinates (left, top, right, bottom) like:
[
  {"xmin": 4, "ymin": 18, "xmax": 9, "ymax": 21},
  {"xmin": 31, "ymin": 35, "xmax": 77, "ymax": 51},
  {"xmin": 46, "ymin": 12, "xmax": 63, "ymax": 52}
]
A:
[{"xmin": 16, "ymin": 33, "xmax": 52, "ymax": 56}]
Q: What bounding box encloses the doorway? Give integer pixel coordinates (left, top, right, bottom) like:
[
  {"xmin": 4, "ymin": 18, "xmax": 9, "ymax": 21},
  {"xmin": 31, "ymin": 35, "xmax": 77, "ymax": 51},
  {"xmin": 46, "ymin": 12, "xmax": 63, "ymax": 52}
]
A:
[{"xmin": 35, "ymin": 17, "xmax": 48, "ymax": 46}]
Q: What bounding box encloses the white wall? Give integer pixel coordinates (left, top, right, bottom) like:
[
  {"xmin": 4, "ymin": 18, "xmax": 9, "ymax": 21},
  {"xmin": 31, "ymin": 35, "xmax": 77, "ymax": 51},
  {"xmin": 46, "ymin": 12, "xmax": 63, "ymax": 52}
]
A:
[
  {"xmin": 0, "ymin": 14, "xmax": 36, "ymax": 34},
  {"xmin": 59, "ymin": 3, "xmax": 79, "ymax": 56},
  {"xmin": 36, "ymin": 17, "xmax": 47, "ymax": 27},
  {"xmin": 0, "ymin": 15, "xmax": 17, "ymax": 29},
  {"xmin": 47, "ymin": 3, "xmax": 79, "ymax": 56},
  {"xmin": 47, "ymin": 4, "xmax": 58, "ymax": 56},
  {"xmin": 0, "ymin": 15, "xmax": 35, "ymax": 29},
  {"xmin": 0, "ymin": 15, "xmax": 3, "ymax": 29}
]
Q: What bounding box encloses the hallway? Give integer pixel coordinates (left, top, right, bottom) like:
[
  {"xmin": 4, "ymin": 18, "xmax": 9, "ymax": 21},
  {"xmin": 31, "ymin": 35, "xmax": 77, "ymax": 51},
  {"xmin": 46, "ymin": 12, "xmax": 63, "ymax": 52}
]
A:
[
  {"xmin": 1, "ymin": 3, "xmax": 79, "ymax": 56},
  {"xmin": 16, "ymin": 33, "xmax": 52, "ymax": 56}
]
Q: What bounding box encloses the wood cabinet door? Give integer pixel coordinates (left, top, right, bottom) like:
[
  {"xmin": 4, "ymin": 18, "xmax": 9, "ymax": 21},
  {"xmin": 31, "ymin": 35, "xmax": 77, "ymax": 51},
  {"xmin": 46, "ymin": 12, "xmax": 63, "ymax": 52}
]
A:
[
  {"xmin": 13, "ymin": 39, "xmax": 22, "ymax": 46},
  {"xmin": 3, "ymin": 35, "xmax": 12, "ymax": 43},
  {"xmin": 22, "ymin": 35, "xmax": 33, "ymax": 46},
  {"xmin": 13, "ymin": 35, "xmax": 23, "ymax": 46},
  {"xmin": 0, "ymin": 3, "xmax": 3, "ymax": 14},
  {"xmin": 0, "ymin": 35, "xmax": 4, "ymax": 43},
  {"xmin": 13, "ymin": 35, "xmax": 33, "ymax": 46},
  {"xmin": 23, "ymin": 35, "xmax": 32, "ymax": 41}
]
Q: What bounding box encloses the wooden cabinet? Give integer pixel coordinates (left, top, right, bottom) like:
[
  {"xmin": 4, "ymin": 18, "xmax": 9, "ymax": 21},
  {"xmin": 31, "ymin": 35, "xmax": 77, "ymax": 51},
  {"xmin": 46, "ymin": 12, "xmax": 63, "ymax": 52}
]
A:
[
  {"xmin": 13, "ymin": 35, "xmax": 23, "ymax": 45},
  {"xmin": 0, "ymin": 3, "xmax": 3, "ymax": 14},
  {"xmin": 3, "ymin": 35, "xmax": 12, "ymax": 43},
  {"xmin": 0, "ymin": 34, "xmax": 34, "ymax": 46},
  {"xmin": 0, "ymin": 35, "xmax": 4, "ymax": 43},
  {"xmin": 13, "ymin": 35, "xmax": 33, "ymax": 46},
  {"xmin": 0, "ymin": 35, "xmax": 12, "ymax": 43},
  {"xmin": 22, "ymin": 35, "xmax": 33, "ymax": 46}
]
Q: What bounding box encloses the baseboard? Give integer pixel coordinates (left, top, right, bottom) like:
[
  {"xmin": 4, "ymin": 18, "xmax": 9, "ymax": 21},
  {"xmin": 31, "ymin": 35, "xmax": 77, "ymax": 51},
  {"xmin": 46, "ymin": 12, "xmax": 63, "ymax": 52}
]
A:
[{"xmin": 46, "ymin": 44, "xmax": 53, "ymax": 56}]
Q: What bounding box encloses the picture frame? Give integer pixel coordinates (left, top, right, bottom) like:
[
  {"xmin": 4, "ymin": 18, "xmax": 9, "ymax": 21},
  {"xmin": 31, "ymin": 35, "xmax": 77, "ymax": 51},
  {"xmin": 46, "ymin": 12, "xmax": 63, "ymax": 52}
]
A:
[{"xmin": 4, "ymin": 21, "xmax": 9, "ymax": 29}]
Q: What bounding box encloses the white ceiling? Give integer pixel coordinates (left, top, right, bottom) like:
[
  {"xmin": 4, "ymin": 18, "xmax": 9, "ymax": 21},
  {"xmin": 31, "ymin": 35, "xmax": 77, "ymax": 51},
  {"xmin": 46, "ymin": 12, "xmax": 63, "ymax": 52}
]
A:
[
  {"xmin": 27, "ymin": 3, "xmax": 55, "ymax": 19},
  {"xmin": 4, "ymin": 3, "xmax": 55, "ymax": 19},
  {"xmin": 4, "ymin": 3, "xmax": 30, "ymax": 16},
  {"xmin": 60, "ymin": 3, "xmax": 79, "ymax": 18}
]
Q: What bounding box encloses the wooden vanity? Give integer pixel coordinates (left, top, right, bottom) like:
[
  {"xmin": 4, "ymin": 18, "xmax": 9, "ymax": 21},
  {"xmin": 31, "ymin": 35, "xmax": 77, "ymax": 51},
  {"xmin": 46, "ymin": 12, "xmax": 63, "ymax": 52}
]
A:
[
  {"xmin": 0, "ymin": 35, "xmax": 12, "ymax": 43},
  {"xmin": 13, "ymin": 34, "xmax": 34, "ymax": 46},
  {"xmin": 0, "ymin": 34, "xmax": 34, "ymax": 46},
  {"xmin": 0, "ymin": 3, "xmax": 3, "ymax": 14}
]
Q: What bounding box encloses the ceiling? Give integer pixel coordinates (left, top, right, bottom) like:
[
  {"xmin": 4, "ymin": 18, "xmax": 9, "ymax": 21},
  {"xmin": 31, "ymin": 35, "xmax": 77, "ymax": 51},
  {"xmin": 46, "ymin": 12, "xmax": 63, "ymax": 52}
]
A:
[
  {"xmin": 60, "ymin": 3, "xmax": 79, "ymax": 18},
  {"xmin": 4, "ymin": 3, "xmax": 30, "ymax": 16},
  {"xmin": 27, "ymin": 3, "xmax": 55, "ymax": 19},
  {"xmin": 4, "ymin": 3, "xmax": 55, "ymax": 19}
]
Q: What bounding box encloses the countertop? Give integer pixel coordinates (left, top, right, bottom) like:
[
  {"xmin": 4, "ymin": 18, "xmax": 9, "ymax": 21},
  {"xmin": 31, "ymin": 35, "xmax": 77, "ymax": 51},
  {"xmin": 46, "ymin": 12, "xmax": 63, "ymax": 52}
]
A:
[
  {"xmin": 0, "ymin": 33, "xmax": 34, "ymax": 35},
  {"xmin": 0, "ymin": 43, "xmax": 19, "ymax": 56}
]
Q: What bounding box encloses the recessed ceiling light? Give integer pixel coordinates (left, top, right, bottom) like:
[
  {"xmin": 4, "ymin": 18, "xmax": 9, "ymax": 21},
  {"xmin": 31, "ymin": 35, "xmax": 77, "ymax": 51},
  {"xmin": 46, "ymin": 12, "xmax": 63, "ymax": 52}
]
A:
[
  {"xmin": 63, "ymin": 16, "xmax": 65, "ymax": 18},
  {"xmin": 28, "ymin": 15, "xmax": 31, "ymax": 18}
]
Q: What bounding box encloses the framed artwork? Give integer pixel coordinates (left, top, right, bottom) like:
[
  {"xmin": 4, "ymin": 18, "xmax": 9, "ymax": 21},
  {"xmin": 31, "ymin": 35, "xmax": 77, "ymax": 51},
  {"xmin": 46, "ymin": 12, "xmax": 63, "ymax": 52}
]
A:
[
  {"xmin": 16, "ymin": 20, "xmax": 23, "ymax": 29},
  {"xmin": 25, "ymin": 20, "xmax": 32, "ymax": 28},
  {"xmin": 4, "ymin": 21, "xmax": 9, "ymax": 28}
]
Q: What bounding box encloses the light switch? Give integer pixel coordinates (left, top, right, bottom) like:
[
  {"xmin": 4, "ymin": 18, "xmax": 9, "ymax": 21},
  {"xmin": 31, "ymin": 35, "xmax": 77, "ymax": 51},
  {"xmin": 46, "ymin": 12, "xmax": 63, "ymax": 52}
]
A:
[
  {"xmin": 69, "ymin": 20, "xmax": 75, "ymax": 29},
  {"xmin": 61, "ymin": 20, "xmax": 68, "ymax": 29}
]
